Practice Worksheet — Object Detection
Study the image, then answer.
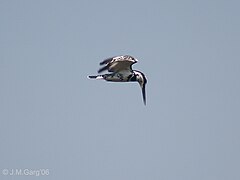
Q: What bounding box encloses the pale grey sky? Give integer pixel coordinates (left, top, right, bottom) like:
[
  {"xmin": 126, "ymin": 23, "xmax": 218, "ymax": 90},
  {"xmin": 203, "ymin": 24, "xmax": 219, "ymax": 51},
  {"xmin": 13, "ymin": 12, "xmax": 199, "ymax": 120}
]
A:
[{"xmin": 1, "ymin": 0, "xmax": 240, "ymax": 179}]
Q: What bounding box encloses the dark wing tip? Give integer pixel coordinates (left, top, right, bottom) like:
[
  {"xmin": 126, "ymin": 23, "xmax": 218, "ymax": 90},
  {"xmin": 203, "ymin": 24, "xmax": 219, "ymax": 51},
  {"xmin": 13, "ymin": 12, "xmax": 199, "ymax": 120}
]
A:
[
  {"xmin": 88, "ymin": 75, "xmax": 97, "ymax": 79},
  {"xmin": 98, "ymin": 65, "xmax": 109, "ymax": 73},
  {"xmin": 99, "ymin": 57, "xmax": 114, "ymax": 65},
  {"xmin": 99, "ymin": 61, "xmax": 106, "ymax": 65}
]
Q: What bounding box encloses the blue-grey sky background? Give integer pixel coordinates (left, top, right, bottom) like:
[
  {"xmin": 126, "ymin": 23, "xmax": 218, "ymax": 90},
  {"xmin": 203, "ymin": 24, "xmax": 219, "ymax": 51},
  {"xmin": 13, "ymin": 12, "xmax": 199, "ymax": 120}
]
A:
[{"xmin": 1, "ymin": 0, "xmax": 240, "ymax": 179}]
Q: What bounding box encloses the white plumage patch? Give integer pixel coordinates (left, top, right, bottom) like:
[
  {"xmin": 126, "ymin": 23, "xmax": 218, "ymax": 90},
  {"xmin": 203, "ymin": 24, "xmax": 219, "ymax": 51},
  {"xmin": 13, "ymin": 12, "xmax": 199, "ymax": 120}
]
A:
[{"xmin": 96, "ymin": 76, "xmax": 103, "ymax": 80}]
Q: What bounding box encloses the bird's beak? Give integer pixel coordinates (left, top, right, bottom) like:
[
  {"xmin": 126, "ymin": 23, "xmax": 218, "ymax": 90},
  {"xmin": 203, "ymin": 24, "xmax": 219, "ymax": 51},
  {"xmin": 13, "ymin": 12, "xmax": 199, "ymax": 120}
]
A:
[
  {"xmin": 142, "ymin": 84, "xmax": 146, "ymax": 105},
  {"xmin": 139, "ymin": 82, "xmax": 146, "ymax": 105}
]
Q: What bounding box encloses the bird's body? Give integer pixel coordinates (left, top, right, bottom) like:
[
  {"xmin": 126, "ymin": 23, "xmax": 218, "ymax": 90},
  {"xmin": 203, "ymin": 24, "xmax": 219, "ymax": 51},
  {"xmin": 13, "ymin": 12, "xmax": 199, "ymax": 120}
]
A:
[{"xmin": 88, "ymin": 55, "xmax": 147, "ymax": 105}]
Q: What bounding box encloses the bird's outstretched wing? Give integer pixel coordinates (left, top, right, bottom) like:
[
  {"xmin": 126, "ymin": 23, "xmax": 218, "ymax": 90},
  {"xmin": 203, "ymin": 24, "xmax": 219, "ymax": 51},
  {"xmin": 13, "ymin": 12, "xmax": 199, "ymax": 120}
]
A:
[{"xmin": 98, "ymin": 55, "xmax": 138, "ymax": 73}]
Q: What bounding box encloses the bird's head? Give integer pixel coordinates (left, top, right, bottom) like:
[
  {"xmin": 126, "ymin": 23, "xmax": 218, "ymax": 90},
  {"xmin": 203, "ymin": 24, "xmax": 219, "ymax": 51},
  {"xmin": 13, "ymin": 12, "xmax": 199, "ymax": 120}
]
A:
[{"xmin": 134, "ymin": 71, "xmax": 147, "ymax": 86}]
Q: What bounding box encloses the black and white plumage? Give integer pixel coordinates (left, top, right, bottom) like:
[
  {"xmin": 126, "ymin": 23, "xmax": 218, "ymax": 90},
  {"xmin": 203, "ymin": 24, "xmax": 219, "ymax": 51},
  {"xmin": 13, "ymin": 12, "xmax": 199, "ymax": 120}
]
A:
[{"xmin": 88, "ymin": 55, "xmax": 147, "ymax": 105}]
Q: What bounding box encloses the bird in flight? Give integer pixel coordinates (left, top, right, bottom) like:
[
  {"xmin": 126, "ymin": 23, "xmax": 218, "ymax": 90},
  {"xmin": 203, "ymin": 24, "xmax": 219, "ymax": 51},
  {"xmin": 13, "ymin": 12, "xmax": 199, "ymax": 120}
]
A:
[{"xmin": 88, "ymin": 55, "xmax": 147, "ymax": 105}]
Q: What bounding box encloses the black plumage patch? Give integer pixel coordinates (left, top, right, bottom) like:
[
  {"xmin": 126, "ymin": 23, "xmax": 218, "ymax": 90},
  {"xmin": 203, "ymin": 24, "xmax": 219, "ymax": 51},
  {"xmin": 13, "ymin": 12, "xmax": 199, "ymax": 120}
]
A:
[{"xmin": 128, "ymin": 74, "xmax": 136, "ymax": 82}]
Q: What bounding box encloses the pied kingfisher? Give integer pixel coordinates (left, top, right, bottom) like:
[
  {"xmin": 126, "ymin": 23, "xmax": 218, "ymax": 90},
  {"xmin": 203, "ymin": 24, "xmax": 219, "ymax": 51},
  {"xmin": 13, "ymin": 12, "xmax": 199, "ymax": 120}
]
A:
[{"xmin": 88, "ymin": 55, "xmax": 147, "ymax": 105}]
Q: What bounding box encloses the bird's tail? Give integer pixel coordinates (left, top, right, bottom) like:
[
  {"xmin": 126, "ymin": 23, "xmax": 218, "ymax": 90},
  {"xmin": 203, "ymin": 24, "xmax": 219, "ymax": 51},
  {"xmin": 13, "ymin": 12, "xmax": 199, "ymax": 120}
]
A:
[{"xmin": 87, "ymin": 75, "xmax": 104, "ymax": 80}]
